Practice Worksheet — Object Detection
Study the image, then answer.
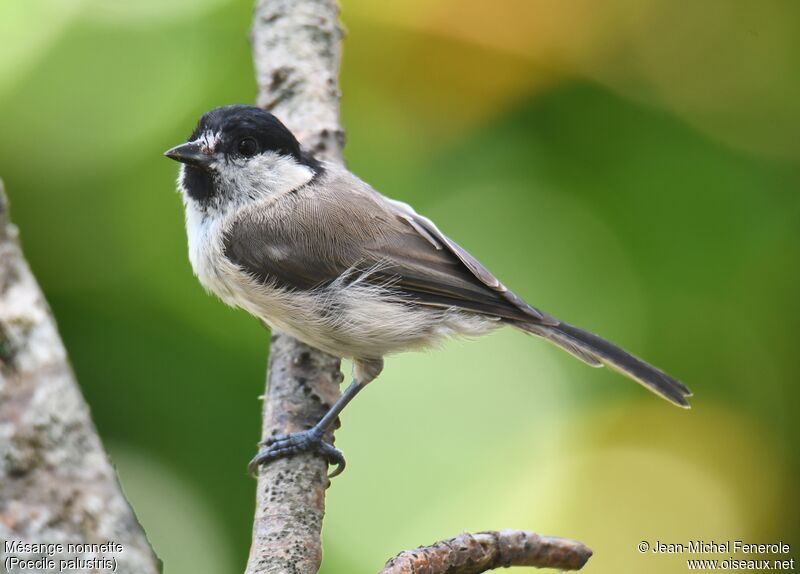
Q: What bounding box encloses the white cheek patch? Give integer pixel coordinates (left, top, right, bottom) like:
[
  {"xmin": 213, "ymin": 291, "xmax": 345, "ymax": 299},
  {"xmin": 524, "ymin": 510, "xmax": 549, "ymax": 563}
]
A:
[{"xmin": 215, "ymin": 151, "xmax": 315, "ymax": 204}]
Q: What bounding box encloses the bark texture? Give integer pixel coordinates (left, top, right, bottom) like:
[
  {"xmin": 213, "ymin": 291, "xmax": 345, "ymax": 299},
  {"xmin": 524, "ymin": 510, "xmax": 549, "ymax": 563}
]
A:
[
  {"xmin": 252, "ymin": 0, "xmax": 345, "ymax": 161},
  {"xmin": 246, "ymin": 1, "xmax": 346, "ymax": 573},
  {"xmin": 0, "ymin": 180, "xmax": 161, "ymax": 573},
  {"xmin": 379, "ymin": 531, "xmax": 592, "ymax": 574}
]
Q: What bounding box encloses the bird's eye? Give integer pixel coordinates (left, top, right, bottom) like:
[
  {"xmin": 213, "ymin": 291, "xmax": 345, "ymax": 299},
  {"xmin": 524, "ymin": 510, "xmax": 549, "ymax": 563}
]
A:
[{"xmin": 237, "ymin": 137, "xmax": 259, "ymax": 157}]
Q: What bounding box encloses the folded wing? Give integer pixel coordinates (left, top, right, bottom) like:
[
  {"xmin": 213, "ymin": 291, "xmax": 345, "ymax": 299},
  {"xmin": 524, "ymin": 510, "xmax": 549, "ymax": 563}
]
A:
[{"xmin": 223, "ymin": 185, "xmax": 554, "ymax": 325}]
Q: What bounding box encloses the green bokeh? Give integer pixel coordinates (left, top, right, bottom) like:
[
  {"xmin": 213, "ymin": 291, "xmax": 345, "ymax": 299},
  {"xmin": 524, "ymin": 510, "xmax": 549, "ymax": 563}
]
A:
[{"xmin": 1, "ymin": 1, "xmax": 797, "ymax": 572}]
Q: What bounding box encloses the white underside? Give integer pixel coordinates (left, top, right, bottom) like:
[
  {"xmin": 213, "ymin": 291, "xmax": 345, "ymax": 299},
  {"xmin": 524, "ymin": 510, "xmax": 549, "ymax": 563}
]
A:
[{"xmin": 185, "ymin": 199, "xmax": 499, "ymax": 360}]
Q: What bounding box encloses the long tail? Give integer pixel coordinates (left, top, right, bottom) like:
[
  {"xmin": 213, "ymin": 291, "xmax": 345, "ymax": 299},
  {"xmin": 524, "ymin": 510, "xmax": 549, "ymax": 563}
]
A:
[{"xmin": 519, "ymin": 320, "xmax": 692, "ymax": 408}]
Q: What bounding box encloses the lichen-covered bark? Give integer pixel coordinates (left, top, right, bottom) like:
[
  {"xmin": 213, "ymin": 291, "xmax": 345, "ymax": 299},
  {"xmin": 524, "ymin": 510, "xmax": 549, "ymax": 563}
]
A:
[
  {"xmin": 0, "ymin": 180, "xmax": 161, "ymax": 573},
  {"xmin": 246, "ymin": 336, "xmax": 343, "ymax": 574},
  {"xmin": 379, "ymin": 531, "xmax": 592, "ymax": 574},
  {"xmin": 246, "ymin": 1, "xmax": 346, "ymax": 573}
]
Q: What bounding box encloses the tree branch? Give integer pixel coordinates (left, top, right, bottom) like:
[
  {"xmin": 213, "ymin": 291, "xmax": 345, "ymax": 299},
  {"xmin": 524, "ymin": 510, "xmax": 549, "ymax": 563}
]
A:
[
  {"xmin": 0, "ymin": 180, "xmax": 161, "ymax": 573},
  {"xmin": 379, "ymin": 531, "xmax": 592, "ymax": 574},
  {"xmin": 247, "ymin": 3, "xmax": 593, "ymax": 574},
  {"xmin": 245, "ymin": 1, "xmax": 345, "ymax": 573}
]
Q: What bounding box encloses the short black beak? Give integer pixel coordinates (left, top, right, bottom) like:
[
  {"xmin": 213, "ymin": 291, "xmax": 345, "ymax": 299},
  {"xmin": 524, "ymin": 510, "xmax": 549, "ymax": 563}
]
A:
[{"xmin": 164, "ymin": 142, "xmax": 213, "ymax": 167}]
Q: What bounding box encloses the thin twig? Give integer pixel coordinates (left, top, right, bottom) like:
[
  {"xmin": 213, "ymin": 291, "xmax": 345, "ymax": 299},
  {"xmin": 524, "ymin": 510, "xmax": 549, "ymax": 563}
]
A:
[
  {"xmin": 379, "ymin": 531, "xmax": 592, "ymax": 574},
  {"xmin": 245, "ymin": 1, "xmax": 346, "ymax": 573},
  {"xmin": 0, "ymin": 180, "xmax": 161, "ymax": 573}
]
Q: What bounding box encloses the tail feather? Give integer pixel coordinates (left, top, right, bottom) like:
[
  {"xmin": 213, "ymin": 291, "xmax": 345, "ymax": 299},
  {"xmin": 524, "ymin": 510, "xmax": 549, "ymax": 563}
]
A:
[{"xmin": 519, "ymin": 320, "xmax": 692, "ymax": 408}]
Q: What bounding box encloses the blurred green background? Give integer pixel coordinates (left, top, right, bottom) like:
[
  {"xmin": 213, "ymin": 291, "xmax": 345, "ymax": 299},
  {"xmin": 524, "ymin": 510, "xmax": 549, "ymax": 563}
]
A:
[{"xmin": 1, "ymin": 0, "xmax": 798, "ymax": 572}]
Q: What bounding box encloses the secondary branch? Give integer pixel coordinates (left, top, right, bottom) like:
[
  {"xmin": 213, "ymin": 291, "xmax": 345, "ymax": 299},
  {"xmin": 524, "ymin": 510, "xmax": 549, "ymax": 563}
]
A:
[{"xmin": 379, "ymin": 530, "xmax": 592, "ymax": 574}]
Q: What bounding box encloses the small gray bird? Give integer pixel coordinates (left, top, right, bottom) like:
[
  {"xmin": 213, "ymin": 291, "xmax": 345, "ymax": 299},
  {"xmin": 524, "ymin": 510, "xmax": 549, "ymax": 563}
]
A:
[{"xmin": 165, "ymin": 105, "xmax": 691, "ymax": 476}]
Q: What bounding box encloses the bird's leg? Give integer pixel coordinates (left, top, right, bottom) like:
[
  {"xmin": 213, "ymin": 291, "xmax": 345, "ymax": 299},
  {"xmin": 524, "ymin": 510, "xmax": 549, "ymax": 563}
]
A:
[
  {"xmin": 248, "ymin": 358, "xmax": 383, "ymax": 478},
  {"xmin": 248, "ymin": 380, "xmax": 364, "ymax": 477}
]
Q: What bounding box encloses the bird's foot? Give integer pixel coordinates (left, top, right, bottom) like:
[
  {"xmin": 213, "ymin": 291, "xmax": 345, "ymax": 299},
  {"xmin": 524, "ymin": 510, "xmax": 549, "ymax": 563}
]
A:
[{"xmin": 248, "ymin": 430, "xmax": 346, "ymax": 478}]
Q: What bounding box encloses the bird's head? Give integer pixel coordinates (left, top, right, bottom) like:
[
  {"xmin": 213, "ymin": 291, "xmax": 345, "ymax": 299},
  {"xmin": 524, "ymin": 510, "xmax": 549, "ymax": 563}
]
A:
[{"xmin": 165, "ymin": 105, "xmax": 320, "ymax": 212}]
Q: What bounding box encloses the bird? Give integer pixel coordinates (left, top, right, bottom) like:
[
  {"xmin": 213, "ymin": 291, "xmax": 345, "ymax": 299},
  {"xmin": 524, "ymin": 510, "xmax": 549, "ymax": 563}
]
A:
[{"xmin": 164, "ymin": 104, "xmax": 691, "ymax": 477}]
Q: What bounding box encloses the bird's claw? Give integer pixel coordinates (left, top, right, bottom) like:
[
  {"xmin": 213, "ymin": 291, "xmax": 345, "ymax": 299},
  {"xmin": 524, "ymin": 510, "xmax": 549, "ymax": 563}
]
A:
[{"xmin": 248, "ymin": 430, "xmax": 346, "ymax": 478}]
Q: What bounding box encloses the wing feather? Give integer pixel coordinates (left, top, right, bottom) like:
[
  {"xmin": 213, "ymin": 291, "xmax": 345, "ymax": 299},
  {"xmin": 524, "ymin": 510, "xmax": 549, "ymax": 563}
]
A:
[
  {"xmin": 223, "ymin": 170, "xmax": 554, "ymax": 325},
  {"xmin": 383, "ymin": 198, "xmax": 556, "ymax": 324}
]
